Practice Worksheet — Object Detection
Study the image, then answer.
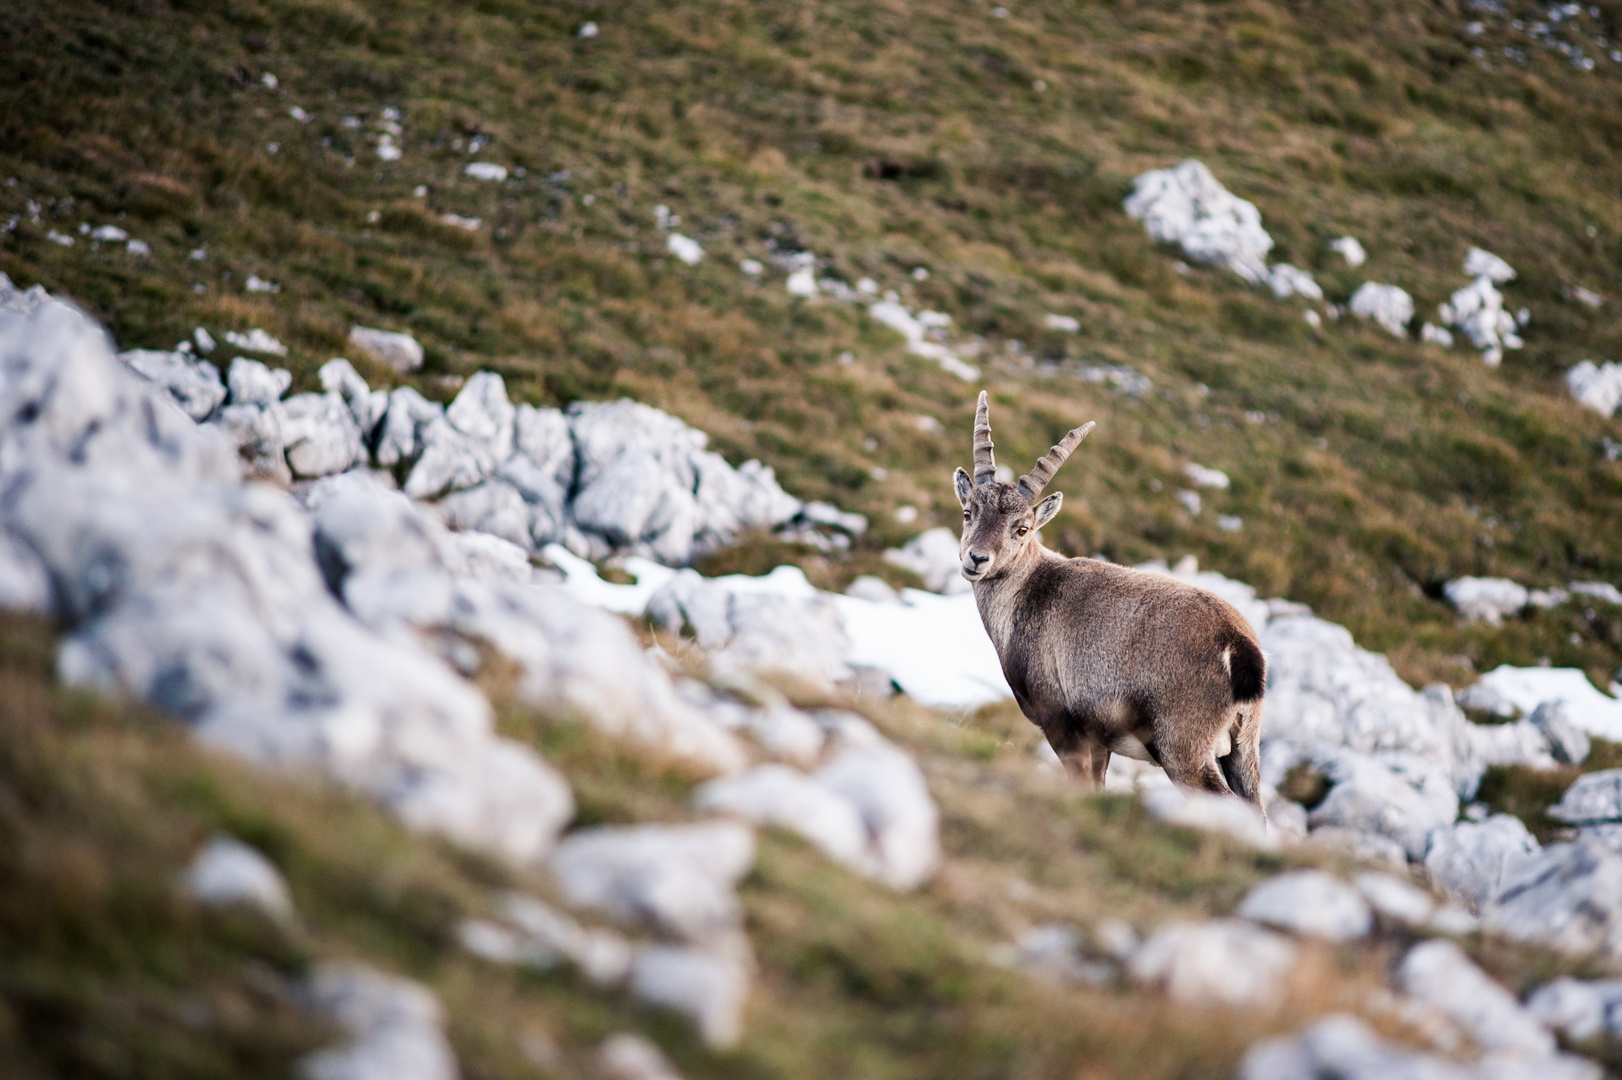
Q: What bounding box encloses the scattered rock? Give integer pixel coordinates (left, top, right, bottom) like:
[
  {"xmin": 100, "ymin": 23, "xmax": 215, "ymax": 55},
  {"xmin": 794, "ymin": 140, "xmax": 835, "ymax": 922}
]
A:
[
  {"xmin": 1240, "ymin": 1013, "xmax": 1596, "ymax": 1080},
  {"xmin": 119, "ymin": 349, "xmax": 226, "ymax": 421},
  {"xmin": 599, "ymin": 1033, "xmax": 685, "ymax": 1080},
  {"xmin": 1124, "ymin": 160, "xmax": 1273, "ymax": 283},
  {"xmin": 548, "ymin": 821, "xmax": 755, "ymax": 941},
  {"xmin": 1140, "ymin": 785, "xmax": 1275, "ymax": 849},
  {"xmin": 1531, "ymin": 702, "xmax": 1590, "ymax": 765},
  {"xmin": 1307, "ymin": 750, "xmax": 1460, "ymax": 860},
  {"xmin": 348, "ymin": 326, "xmax": 423, "ymax": 373},
  {"xmin": 227, "ymin": 356, "xmax": 292, "ymax": 406},
  {"xmin": 281, "ymin": 392, "xmax": 366, "ymax": 478},
  {"xmin": 694, "ymin": 764, "xmax": 871, "ymax": 874},
  {"xmin": 1237, "ymin": 870, "xmax": 1372, "ymax": 941},
  {"xmin": 183, "ymin": 834, "xmax": 295, "ymax": 923},
  {"xmin": 224, "ymin": 328, "xmax": 288, "ymax": 356},
  {"xmin": 811, "ymin": 734, "xmax": 941, "ymax": 890},
  {"xmin": 1267, "ymin": 263, "xmax": 1323, "ymax": 301},
  {"xmin": 1043, "ymin": 313, "xmax": 1080, "ymax": 332},
  {"xmin": 1000, "ymin": 924, "xmax": 1114, "ymax": 986},
  {"xmin": 1464, "ymin": 246, "xmax": 1517, "ymax": 283},
  {"xmin": 1354, "ymin": 871, "xmax": 1437, "ymax": 927},
  {"xmin": 1439, "ymin": 276, "xmax": 1522, "ymax": 367},
  {"xmin": 666, "ymin": 233, "xmax": 703, "ymax": 265},
  {"xmin": 1424, "ymin": 814, "xmax": 1541, "ymax": 913},
  {"xmin": 1395, "ymin": 939, "xmax": 1555, "ymax": 1058},
  {"xmin": 1182, "ymin": 462, "xmax": 1231, "ymax": 490},
  {"xmin": 1349, "ymin": 282, "xmax": 1414, "ymax": 337},
  {"xmin": 883, "ymin": 527, "xmax": 971, "ymax": 594},
  {"xmin": 628, "ymin": 935, "xmax": 753, "ymax": 1049},
  {"xmin": 1566, "ymin": 360, "xmax": 1622, "ymax": 418},
  {"xmin": 1549, "ymin": 769, "xmax": 1622, "ymax": 825},
  {"xmin": 1444, "ymin": 577, "xmax": 1529, "ymax": 624},
  {"xmin": 1328, "ymin": 236, "xmax": 1367, "ymax": 267},
  {"xmin": 1481, "ymin": 838, "xmax": 1622, "ymax": 959},
  {"xmin": 0, "ymin": 527, "xmax": 52, "ymax": 613},
  {"xmin": 1526, "ymin": 976, "xmax": 1622, "ymax": 1042},
  {"xmin": 319, "ymin": 358, "xmax": 387, "ymax": 436},
  {"xmin": 1128, "ymin": 919, "xmax": 1296, "ymax": 1008},
  {"xmin": 1422, "ymin": 322, "xmax": 1456, "ymax": 347},
  {"xmin": 300, "ymin": 963, "xmax": 458, "ymax": 1080},
  {"xmin": 463, "ymin": 162, "xmax": 507, "ymax": 182}
]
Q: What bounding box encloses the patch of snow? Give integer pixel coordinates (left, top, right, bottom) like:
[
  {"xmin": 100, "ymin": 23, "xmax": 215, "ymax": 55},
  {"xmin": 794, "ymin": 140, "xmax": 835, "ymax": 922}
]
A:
[{"xmin": 1459, "ymin": 666, "xmax": 1622, "ymax": 740}]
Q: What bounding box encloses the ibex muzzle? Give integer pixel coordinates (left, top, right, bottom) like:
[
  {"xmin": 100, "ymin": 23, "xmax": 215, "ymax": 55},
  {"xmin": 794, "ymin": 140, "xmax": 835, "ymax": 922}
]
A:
[{"xmin": 954, "ymin": 391, "xmax": 1267, "ymax": 812}]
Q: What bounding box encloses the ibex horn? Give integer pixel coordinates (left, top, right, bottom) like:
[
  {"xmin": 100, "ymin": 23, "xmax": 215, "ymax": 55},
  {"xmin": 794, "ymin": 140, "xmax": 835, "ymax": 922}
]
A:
[
  {"xmin": 1017, "ymin": 421, "xmax": 1096, "ymax": 500},
  {"xmin": 972, "ymin": 390, "xmax": 997, "ymax": 487}
]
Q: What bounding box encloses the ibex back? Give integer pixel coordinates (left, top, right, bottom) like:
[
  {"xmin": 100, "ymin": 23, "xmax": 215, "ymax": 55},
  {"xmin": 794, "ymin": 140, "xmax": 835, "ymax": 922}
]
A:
[{"xmin": 954, "ymin": 392, "xmax": 1266, "ymax": 811}]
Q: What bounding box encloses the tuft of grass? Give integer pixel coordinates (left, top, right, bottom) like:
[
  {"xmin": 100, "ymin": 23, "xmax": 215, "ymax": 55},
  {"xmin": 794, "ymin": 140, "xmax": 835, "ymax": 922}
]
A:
[{"xmin": 1475, "ymin": 738, "xmax": 1622, "ymax": 843}]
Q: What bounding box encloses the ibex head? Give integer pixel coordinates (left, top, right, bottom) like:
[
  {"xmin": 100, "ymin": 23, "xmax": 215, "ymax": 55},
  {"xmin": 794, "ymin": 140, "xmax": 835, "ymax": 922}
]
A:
[{"xmin": 953, "ymin": 391, "xmax": 1094, "ymax": 584}]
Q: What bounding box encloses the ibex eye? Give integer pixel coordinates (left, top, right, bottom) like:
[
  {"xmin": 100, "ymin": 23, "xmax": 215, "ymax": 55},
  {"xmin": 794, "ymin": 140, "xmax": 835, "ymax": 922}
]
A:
[
  {"xmin": 962, "ymin": 510, "xmax": 971, "ymax": 521},
  {"xmin": 1017, "ymin": 526, "xmax": 1029, "ymax": 537}
]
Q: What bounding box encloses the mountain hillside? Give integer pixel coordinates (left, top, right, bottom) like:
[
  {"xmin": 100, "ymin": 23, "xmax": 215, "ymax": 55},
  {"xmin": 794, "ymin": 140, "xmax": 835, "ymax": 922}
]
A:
[{"xmin": 5, "ymin": 2, "xmax": 1622, "ymax": 1079}]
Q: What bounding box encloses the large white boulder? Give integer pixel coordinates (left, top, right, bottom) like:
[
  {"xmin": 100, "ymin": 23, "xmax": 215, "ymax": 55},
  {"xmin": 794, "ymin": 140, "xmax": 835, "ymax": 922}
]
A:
[
  {"xmin": 1127, "ymin": 919, "xmax": 1296, "ymax": 1008},
  {"xmin": 119, "ymin": 348, "xmax": 226, "ymax": 421},
  {"xmin": 1349, "ymin": 281, "xmax": 1414, "ymax": 337},
  {"xmin": 280, "ymin": 392, "xmax": 366, "ymax": 478},
  {"xmin": 812, "ymin": 733, "xmax": 941, "ymax": 890},
  {"xmin": 694, "ymin": 764, "xmax": 872, "ymax": 875},
  {"xmin": 1124, "ymin": 160, "xmax": 1273, "ymax": 283},
  {"xmin": 1306, "ymin": 750, "xmax": 1459, "ymax": 860},
  {"xmin": 300, "ymin": 963, "xmax": 457, "ymax": 1080},
  {"xmin": 1481, "ymin": 838, "xmax": 1622, "ymax": 959},
  {"xmin": 348, "ymin": 325, "xmax": 424, "ymax": 372},
  {"xmin": 1236, "ymin": 870, "xmax": 1372, "ymax": 941},
  {"xmin": 1395, "ymin": 939, "xmax": 1555, "ymax": 1059},
  {"xmin": 548, "ymin": 821, "xmax": 756, "ymax": 942},
  {"xmin": 1424, "ymin": 814, "xmax": 1541, "ymax": 913}
]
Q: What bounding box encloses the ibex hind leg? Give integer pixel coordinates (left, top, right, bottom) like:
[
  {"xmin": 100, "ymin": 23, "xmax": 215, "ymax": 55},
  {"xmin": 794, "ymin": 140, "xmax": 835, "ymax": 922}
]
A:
[{"xmin": 1216, "ymin": 703, "xmax": 1266, "ymax": 818}]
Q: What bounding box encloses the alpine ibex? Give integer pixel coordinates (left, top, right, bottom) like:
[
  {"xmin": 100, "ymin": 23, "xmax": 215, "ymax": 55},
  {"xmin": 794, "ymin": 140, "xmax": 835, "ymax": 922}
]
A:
[{"xmin": 954, "ymin": 392, "xmax": 1267, "ymax": 811}]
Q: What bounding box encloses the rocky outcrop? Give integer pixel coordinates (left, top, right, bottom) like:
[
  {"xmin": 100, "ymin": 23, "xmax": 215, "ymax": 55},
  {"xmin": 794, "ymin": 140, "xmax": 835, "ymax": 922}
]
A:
[{"xmin": 1124, "ymin": 160, "xmax": 1273, "ymax": 283}]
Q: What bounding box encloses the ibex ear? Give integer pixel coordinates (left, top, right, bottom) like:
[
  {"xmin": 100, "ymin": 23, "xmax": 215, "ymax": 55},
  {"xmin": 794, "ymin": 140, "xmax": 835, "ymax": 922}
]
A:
[
  {"xmin": 953, "ymin": 467, "xmax": 973, "ymax": 508},
  {"xmin": 1033, "ymin": 492, "xmax": 1063, "ymax": 530}
]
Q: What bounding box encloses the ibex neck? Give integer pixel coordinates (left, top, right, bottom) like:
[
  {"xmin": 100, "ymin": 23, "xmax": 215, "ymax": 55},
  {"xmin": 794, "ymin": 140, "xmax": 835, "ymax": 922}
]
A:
[{"xmin": 971, "ymin": 542, "xmax": 1058, "ymax": 630}]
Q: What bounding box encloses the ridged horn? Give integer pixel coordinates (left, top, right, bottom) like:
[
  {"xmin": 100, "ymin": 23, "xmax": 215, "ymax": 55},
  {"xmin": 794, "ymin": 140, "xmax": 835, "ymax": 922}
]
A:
[
  {"xmin": 1017, "ymin": 421, "xmax": 1096, "ymax": 500},
  {"xmin": 972, "ymin": 390, "xmax": 997, "ymax": 487}
]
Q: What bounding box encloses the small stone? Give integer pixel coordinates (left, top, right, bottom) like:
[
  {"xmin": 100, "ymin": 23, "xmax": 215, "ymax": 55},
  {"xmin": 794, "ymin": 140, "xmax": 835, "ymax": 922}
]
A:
[
  {"xmin": 280, "ymin": 392, "xmax": 366, "ymax": 478},
  {"xmin": 599, "ymin": 1033, "xmax": 684, "ymax": 1080},
  {"xmin": 1123, "ymin": 160, "xmax": 1273, "ymax": 283},
  {"xmin": 348, "ymin": 325, "xmax": 424, "ymax": 373},
  {"xmin": 1424, "ymin": 814, "xmax": 1541, "ymax": 913},
  {"xmin": 1526, "ymin": 976, "xmax": 1622, "ymax": 1042},
  {"xmin": 629, "ymin": 936, "xmax": 752, "ymax": 1049},
  {"xmin": 184, "ymin": 834, "xmax": 295, "ymax": 923},
  {"xmin": 1237, "ymin": 870, "xmax": 1372, "ymax": 941},
  {"xmin": 1328, "ymin": 236, "xmax": 1367, "ymax": 267},
  {"xmin": 119, "ymin": 349, "xmax": 226, "ymax": 421},
  {"xmin": 299, "ymin": 963, "xmax": 458, "ymax": 1080},
  {"xmin": 694, "ymin": 764, "xmax": 872, "ymax": 876},
  {"xmin": 1549, "ymin": 769, "xmax": 1622, "ymax": 824},
  {"xmin": 1531, "ymin": 702, "xmax": 1590, "ymax": 765},
  {"xmin": 1348, "ymin": 281, "xmax": 1414, "ymax": 337},
  {"xmin": 1353, "ymin": 871, "xmax": 1436, "ymax": 927}
]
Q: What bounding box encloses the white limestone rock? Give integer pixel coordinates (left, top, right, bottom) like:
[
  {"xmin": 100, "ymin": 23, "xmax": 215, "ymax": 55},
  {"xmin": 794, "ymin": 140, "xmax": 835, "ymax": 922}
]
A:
[
  {"xmin": 500, "ymin": 404, "xmax": 575, "ymax": 544},
  {"xmin": 628, "ymin": 935, "xmax": 753, "ymax": 1049},
  {"xmin": 1526, "ymin": 976, "xmax": 1622, "ymax": 1042},
  {"xmin": 1349, "ymin": 281, "xmax": 1415, "ymax": 337},
  {"xmin": 812, "ymin": 736, "xmax": 941, "ymax": 890},
  {"xmin": 1444, "ymin": 577, "xmax": 1529, "ymax": 624},
  {"xmin": 1439, "ymin": 276, "xmax": 1522, "ymax": 367},
  {"xmin": 694, "ymin": 764, "xmax": 872, "ymax": 874},
  {"xmin": 120, "ymin": 348, "xmax": 227, "ymax": 421},
  {"xmin": 1236, "ymin": 870, "xmax": 1372, "ymax": 941},
  {"xmin": 1354, "ymin": 871, "xmax": 1438, "ymax": 927},
  {"xmin": 1239, "ymin": 1014, "xmax": 1595, "ymax": 1080},
  {"xmin": 1308, "ymin": 749, "xmax": 1460, "ymax": 860},
  {"xmin": 459, "ymin": 893, "xmax": 634, "ymax": 986},
  {"xmin": 445, "ymin": 371, "xmax": 515, "ymax": 460},
  {"xmin": 300, "ymin": 963, "xmax": 457, "ymax": 1080},
  {"xmin": 599, "ymin": 1033, "xmax": 685, "ymax": 1080},
  {"xmin": 883, "ymin": 527, "xmax": 972, "ymax": 595},
  {"xmin": 1395, "ymin": 939, "xmax": 1555, "ymax": 1059},
  {"xmin": 1424, "ymin": 814, "xmax": 1541, "ymax": 913},
  {"xmin": 0, "ymin": 527, "xmax": 51, "ymax": 613},
  {"xmin": 1267, "ymin": 263, "xmax": 1323, "ymax": 301},
  {"xmin": 374, "ymin": 386, "xmax": 444, "ymax": 468},
  {"xmin": 1548, "ymin": 769, "xmax": 1622, "ymax": 825},
  {"xmin": 1124, "ymin": 160, "xmax": 1273, "ymax": 283},
  {"xmin": 647, "ymin": 567, "xmax": 852, "ymax": 691},
  {"xmin": 1531, "ymin": 701, "xmax": 1590, "ymax": 765},
  {"xmin": 1127, "ymin": 918, "xmax": 1296, "ymax": 1008},
  {"xmin": 403, "ymin": 416, "xmax": 496, "ymax": 499},
  {"xmin": 212, "ymin": 401, "xmax": 290, "ymax": 483},
  {"xmin": 566, "ymin": 399, "xmax": 800, "ymax": 564},
  {"xmin": 307, "ymin": 472, "xmax": 746, "ymax": 775},
  {"xmin": 227, "ymin": 356, "xmax": 292, "ymax": 406},
  {"xmin": 281, "ymin": 392, "xmax": 366, "ymax": 478},
  {"xmin": 1140, "ymin": 785, "xmax": 1275, "ymax": 849},
  {"xmin": 1464, "ymin": 246, "xmax": 1517, "ymax": 283},
  {"xmin": 1566, "ymin": 360, "xmax": 1622, "ymax": 418},
  {"xmin": 184, "ymin": 834, "xmax": 295, "ymax": 923},
  {"xmin": 548, "ymin": 821, "xmax": 755, "ymax": 941},
  {"xmin": 1328, "ymin": 236, "xmax": 1368, "ymax": 267},
  {"xmin": 432, "ymin": 479, "xmax": 533, "ymax": 550},
  {"xmin": 1481, "ymin": 838, "xmax": 1622, "ymax": 959},
  {"xmin": 348, "ymin": 325, "xmax": 423, "ymax": 372},
  {"xmin": 318, "ymin": 358, "xmax": 387, "ymax": 437}
]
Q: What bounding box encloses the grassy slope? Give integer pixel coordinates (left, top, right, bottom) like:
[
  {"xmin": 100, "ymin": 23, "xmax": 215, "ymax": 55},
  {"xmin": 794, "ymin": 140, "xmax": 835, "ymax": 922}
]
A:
[{"xmin": 1, "ymin": 0, "xmax": 1621, "ymax": 690}]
